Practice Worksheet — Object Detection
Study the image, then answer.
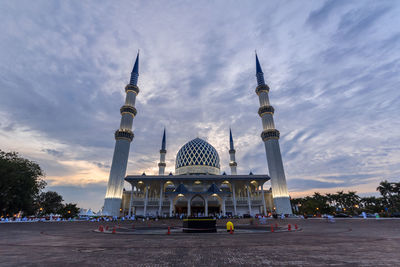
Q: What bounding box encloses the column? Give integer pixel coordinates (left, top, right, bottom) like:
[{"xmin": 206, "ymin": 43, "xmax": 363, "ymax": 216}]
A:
[
  {"xmin": 205, "ymin": 197, "xmax": 209, "ymax": 216},
  {"xmin": 128, "ymin": 185, "xmax": 134, "ymax": 217},
  {"xmin": 143, "ymin": 185, "xmax": 149, "ymax": 216},
  {"xmin": 222, "ymin": 197, "xmax": 226, "ymax": 216},
  {"xmin": 232, "ymin": 182, "xmax": 237, "ymax": 216},
  {"xmin": 103, "ymin": 53, "xmax": 139, "ymax": 217},
  {"xmin": 169, "ymin": 198, "xmax": 173, "ymax": 217},
  {"xmin": 158, "ymin": 182, "xmax": 164, "ymax": 216},
  {"xmin": 261, "ymin": 183, "xmax": 267, "ymax": 215},
  {"xmin": 255, "ymin": 53, "xmax": 292, "ymax": 214},
  {"xmin": 247, "ymin": 183, "xmax": 252, "ymax": 216},
  {"xmin": 187, "ymin": 197, "xmax": 191, "ymax": 217}
]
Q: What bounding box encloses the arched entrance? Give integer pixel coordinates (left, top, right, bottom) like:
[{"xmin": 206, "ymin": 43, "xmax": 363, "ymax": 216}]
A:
[
  {"xmin": 207, "ymin": 194, "xmax": 222, "ymax": 216},
  {"xmin": 191, "ymin": 195, "xmax": 205, "ymax": 216},
  {"xmin": 174, "ymin": 194, "xmax": 187, "ymax": 215}
]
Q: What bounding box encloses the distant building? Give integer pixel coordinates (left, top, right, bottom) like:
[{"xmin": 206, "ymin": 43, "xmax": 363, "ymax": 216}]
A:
[{"xmin": 103, "ymin": 52, "xmax": 292, "ymax": 217}]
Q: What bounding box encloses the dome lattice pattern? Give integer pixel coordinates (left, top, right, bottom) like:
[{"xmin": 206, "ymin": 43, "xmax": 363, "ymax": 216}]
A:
[{"xmin": 176, "ymin": 138, "xmax": 220, "ymax": 169}]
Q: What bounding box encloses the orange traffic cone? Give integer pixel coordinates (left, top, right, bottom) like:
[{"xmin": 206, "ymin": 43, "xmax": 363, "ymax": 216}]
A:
[
  {"xmin": 112, "ymin": 227, "xmax": 116, "ymax": 234},
  {"xmin": 295, "ymin": 224, "xmax": 298, "ymax": 230},
  {"xmin": 98, "ymin": 225, "xmax": 104, "ymax": 232},
  {"xmin": 270, "ymin": 225, "xmax": 274, "ymax": 232},
  {"xmin": 288, "ymin": 224, "xmax": 291, "ymax": 231},
  {"xmin": 230, "ymin": 225, "xmax": 233, "ymax": 234},
  {"xmin": 167, "ymin": 226, "xmax": 171, "ymax": 235}
]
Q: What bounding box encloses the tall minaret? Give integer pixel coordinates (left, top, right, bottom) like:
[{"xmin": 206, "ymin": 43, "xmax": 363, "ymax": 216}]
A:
[
  {"xmin": 158, "ymin": 128, "xmax": 167, "ymax": 175},
  {"xmin": 103, "ymin": 52, "xmax": 140, "ymax": 216},
  {"xmin": 229, "ymin": 128, "xmax": 237, "ymax": 175},
  {"xmin": 255, "ymin": 53, "xmax": 292, "ymax": 214}
]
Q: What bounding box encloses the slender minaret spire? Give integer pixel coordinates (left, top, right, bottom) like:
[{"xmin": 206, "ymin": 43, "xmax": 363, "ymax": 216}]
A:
[
  {"xmin": 229, "ymin": 128, "xmax": 237, "ymax": 175},
  {"xmin": 158, "ymin": 128, "xmax": 167, "ymax": 175},
  {"xmin": 103, "ymin": 52, "xmax": 140, "ymax": 216},
  {"xmin": 255, "ymin": 53, "xmax": 292, "ymax": 214}
]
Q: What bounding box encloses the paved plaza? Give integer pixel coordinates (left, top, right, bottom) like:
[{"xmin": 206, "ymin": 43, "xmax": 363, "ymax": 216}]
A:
[{"xmin": 0, "ymin": 218, "xmax": 399, "ymax": 266}]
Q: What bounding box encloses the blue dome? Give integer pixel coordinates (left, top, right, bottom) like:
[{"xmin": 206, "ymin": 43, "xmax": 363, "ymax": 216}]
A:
[{"xmin": 175, "ymin": 138, "xmax": 220, "ymax": 175}]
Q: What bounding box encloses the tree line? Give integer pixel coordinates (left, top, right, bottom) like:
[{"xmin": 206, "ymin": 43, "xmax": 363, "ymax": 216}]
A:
[
  {"xmin": 291, "ymin": 181, "xmax": 400, "ymax": 216},
  {"xmin": 0, "ymin": 150, "xmax": 79, "ymax": 218}
]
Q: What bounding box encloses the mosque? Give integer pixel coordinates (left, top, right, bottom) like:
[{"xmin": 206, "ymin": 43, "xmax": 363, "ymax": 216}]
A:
[{"xmin": 103, "ymin": 52, "xmax": 293, "ymax": 217}]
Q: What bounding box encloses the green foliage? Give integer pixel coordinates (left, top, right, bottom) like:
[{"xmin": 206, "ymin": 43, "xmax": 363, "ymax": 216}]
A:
[
  {"xmin": 0, "ymin": 149, "xmax": 80, "ymax": 218},
  {"xmin": 292, "ymin": 180, "xmax": 400, "ymax": 216},
  {"xmin": 57, "ymin": 203, "xmax": 79, "ymax": 219},
  {"xmin": 376, "ymin": 180, "xmax": 400, "ymax": 213},
  {"xmin": 0, "ymin": 150, "xmax": 46, "ymax": 216},
  {"xmin": 38, "ymin": 191, "xmax": 64, "ymax": 215}
]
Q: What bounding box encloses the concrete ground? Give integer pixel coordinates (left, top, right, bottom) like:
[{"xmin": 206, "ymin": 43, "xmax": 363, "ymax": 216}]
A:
[{"xmin": 0, "ymin": 218, "xmax": 399, "ymax": 266}]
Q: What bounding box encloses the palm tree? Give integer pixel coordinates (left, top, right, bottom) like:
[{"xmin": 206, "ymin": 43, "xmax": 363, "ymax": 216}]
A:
[
  {"xmin": 377, "ymin": 180, "xmax": 393, "ymax": 199},
  {"xmin": 377, "ymin": 180, "xmax": 395, "ymax": 214}
]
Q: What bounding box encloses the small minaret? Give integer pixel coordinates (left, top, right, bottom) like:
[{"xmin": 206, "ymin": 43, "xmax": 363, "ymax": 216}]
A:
[
  {"xmin": 158, "ymin": 128, "xmax": 167, "ymax": 175},
  {"xmin": 103, "ymin": 52, "xmax": 140, "ymax": 216},
  {"xmin": 255, "ymin": 53, "xmax": 292, "ymax": 214},
  {"xmin": 229, "ymin": 128, "xmax": 237, "ymax": 175}
]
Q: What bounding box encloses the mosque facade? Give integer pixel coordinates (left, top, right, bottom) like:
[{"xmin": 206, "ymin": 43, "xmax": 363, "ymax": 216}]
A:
[{"xmin": 103, "ymin": 53, "xmax": 292, "ymax": 217}]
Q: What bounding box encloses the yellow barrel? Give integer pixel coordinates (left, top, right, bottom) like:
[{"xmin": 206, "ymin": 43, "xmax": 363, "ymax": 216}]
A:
[{"xmin": 226, "ymin": 221, "xmax": 234, "ymax": 232}]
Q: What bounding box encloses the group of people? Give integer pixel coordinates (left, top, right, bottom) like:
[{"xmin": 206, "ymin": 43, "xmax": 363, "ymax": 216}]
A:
[{"xmin": 0, "ymin": 216, "xmax": 74, "ymax": 223}]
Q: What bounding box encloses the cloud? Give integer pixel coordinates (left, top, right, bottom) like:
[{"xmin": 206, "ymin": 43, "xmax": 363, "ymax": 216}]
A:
[
  {"xmin": 42, "ymin": 149, "xmax": 64, "ymax": 157},
  {"xmin": 0, "ymin": 1, "xmax": 399, "ymax": 210}
]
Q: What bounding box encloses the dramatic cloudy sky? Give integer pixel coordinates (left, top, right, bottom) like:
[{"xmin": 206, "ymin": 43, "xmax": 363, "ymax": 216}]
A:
[{"xmin": 1, "ymin": 1, "xmax": 399, "ymax": 211}]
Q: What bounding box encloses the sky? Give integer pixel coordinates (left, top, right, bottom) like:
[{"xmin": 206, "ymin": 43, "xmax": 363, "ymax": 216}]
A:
[{"xmin": 1, "ymin": 0, "xmax": 399, "ymax": 211}]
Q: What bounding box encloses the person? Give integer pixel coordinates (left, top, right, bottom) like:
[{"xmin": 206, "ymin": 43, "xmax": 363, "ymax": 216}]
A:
[{"xmin": 226, "ymin": 221, "xmax": 234, "ymax": 232}]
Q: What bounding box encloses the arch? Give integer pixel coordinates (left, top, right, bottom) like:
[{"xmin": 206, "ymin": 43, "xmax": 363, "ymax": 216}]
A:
[
  {"xmin": 190, "ymin": 194, "xmax": 205, "ymax": 216},
  {"xmin": 205, "ymin": 194, "xmax": 222, "ymax": 215},
  {"xmin": 163, "ymin": 180, "xmax": 175, "ymax": 191},
  {"xmin": 173, "ymin": 194, "xmax": 188, "ymax": 215}
]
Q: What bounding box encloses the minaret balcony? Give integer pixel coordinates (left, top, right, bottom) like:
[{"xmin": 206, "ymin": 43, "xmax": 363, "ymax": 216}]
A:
[
  {"xmin": 229, "ymin": 149, "xmax": 236, "ymax": 154},
  {"xmin": 125, "ymin": 84, "xmax": 140, "ymax": 95},
  {"xmin": 120, "ymin": 105, "xmax": 137, "ymax": 116},
  {"xmin": 115, "ymin": 129, "xmax": 134, "ymax": 141},
  {"xmin": 258, "ymin": 105, "xmax": 274, "ymax": 116},
  {"xmin": 229, "ymin": 161, "xmax": 237, "ymax": 167},
  {"xmin": 159, "ymin": 149, "xmax": 167, "ymax": 154},
  {"xmin": 255, "ymin": 84, "xmax": 270, "ymax": 95},
  {"xmin": 158, "ymin": 162, "xmax": 166, "ymax": 167},
  {"xmin": 261, "ymin": 129, "xmax": 280, "ymax": 141}
]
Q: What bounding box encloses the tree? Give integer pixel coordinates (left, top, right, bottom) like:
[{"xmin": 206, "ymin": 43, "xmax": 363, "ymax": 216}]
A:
[
  {"xmin": 360, "ymin": 196, "xmax": 383, "ymax": 213},
  {"xmin": 0, "ymin": 150, "xmax": 46, "ymax": 216},
  {"xmin": 58, "ymin": 203, "xmax": 79, "ymax": 219},
  {"xmin": 377, "ymin": 180, "xmax": 393, "ymax": 205},
  {"xmin": 377, "ymin": 180, "xmax": 400, "ymax": 213},
  {"xmin": 38, "ymin": 191, "xmax": 64, "ymax": 215}
]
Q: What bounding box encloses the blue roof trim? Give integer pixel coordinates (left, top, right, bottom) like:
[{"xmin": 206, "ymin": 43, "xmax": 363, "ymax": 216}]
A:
[
  {"xmin": 256, "ymin": 53, "xmax": 263, "ymax": 74},
  {"xmin": 161, "ymin": 128, "xmax": 166, "ymax": 150},
  {"xmin": 229, "ymin": 128, "xmax": 234, "ymax": 150},
  {"xmin": 129, "ymin": 51, "xmax": 139, "ymax": 86}
]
